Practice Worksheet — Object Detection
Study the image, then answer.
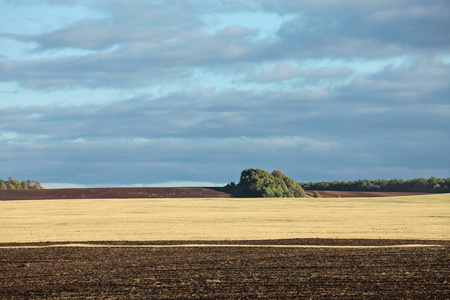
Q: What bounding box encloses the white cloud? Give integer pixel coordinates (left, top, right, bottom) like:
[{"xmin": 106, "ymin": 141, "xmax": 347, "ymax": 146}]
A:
[
  {"xmin": 0, "ymin": 131, "xmax": 18, "ymax": 142},
  {"xmin": 257, "ymin": 63, "xmax": 301, "ymax": 82}
]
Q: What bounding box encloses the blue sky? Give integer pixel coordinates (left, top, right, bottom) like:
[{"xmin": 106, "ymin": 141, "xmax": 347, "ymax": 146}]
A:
[{"xmin": 1, "ymin": 0, "xmax": 449, "ymax": 188}]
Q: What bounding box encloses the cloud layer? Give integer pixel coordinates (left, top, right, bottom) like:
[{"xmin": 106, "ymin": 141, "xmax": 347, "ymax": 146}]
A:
[{"xmin": 0, "ymin": 0, "xmax": 449, "ymax": 186}]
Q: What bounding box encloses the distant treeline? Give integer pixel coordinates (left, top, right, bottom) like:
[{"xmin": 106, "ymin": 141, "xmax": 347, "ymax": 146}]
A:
[
  {"xmin": 300, "ymin": 177, "xmax": 450, "ymax": 193},
  {"xmin": 0, "ymin": 177, "xmax": 43, "ymax": 190}
]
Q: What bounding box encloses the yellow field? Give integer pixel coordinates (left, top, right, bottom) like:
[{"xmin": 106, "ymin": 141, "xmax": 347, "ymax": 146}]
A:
[{"xmin": 0, "ymin": 194, "xmax": 449, "ymax": 243}]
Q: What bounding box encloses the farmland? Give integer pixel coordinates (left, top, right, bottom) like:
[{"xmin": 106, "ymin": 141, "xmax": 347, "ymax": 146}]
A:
[
  {"xmin": 0, "ymin": 193, "xmax": 448, "ymax": 242},
  {"xmin": 0, "ymin": 192, "xmax": 449, "ymax": 298}
]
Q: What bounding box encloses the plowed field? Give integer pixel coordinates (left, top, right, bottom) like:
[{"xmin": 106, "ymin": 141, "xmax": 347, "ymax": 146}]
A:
[
  {"xmin": 0, "ymin": 187, "xmax": 236, "ymax": 200},
  {"xmin": 0, "ymin": 187, "xmax": 429, "ymax": 200},
  {"xmin": 309, "ymin": 190, "xmax": 430, "ymax": 198},
  {"xmin": 1, "ymin": 239, "xmax": 448, "ymax": 299}
]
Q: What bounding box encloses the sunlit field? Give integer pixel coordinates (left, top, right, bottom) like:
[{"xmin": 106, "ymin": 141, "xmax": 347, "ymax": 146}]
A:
[{"xmin": 1, "ymin": 194, "xmax": 449, "ymax": 243}]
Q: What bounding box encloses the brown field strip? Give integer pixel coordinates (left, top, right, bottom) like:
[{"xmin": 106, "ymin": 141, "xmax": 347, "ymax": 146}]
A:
[
  {"xmin": 0, "ymin": 187, "xmax": 236, "ymax": 200},
  {"xmin": 1, "ymin": 242, "xmax": 448, "ymax": 299},
  {"xmin": 0, "ymin": 243, "xmax": 443, "ymax": 249},
  {"xmin": 0, "ymin": 187, "xmax": 429, "ymax": 201}
]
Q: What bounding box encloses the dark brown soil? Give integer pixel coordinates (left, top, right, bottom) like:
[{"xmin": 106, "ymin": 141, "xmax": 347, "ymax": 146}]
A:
[
  {"xmin": 1, "ymin": 239, "xmax": 449, "ymax": 299},
  {"xmin": 306, "ymin": 190, "xmax": 430, "ymax": 198},
  {"xmin": 0, "ymin": 187, "xmax": 237, "ymax": 201},
  {"xmin": 0, "ymin": 187, "xmax": 430, "ymax": 200}
]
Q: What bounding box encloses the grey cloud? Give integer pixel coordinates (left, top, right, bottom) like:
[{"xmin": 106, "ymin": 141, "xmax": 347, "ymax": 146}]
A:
[
  {"xmin": 0, "ymin": 128, "xmax": 343, "ymax": 184},
  {"xmin": 2, "ymin": 0, "xmax": 448, "ymax": 90},
  {"xmin": 0, "ymin": 26, "xmax": 267, "ymax": 89},
  {"xmin": 244, "ymin": 0, "xmax": 444, "ymax": 15},
  {"xmin": 0, "ymin": 53, "xmax": 195, "ymax": 89},
  {"xmin": 1, "ymin": 72, "xmax": 448, "ymax": 140},
  {"xmin": 1, "ymin": 0, "xmax": 449, "ymax": 185},
  {"xmin": 34, "ymin": 19, "xmax": 119, "ymax": 50},
  {"xmin": 4, "ymin": 1, "xmax": 205, "ymax": 52},
  {"xmin": 276, "ymin": 2, "xmax": 450, "ymax": 58},
  {"xmin": 336, "ymin": 56, "xmax": 450, "ymax": 104},
  {"xmin": 1, "ymin": 82, "xmax": 448, "ymax": 185},
  {"xmin": 2, "ymin": 20, "xmax": 115, "ymax": 51},
  {"xmin": 367, "ymin": 5, "xmax": 450, "ymax": 48},
  {"xmin": 1, "ymin": 57, "xmax": 448, "ymax": 142},
  {"xmin": 249, "ymin": 63, "xmax": 353, "ymax": 85},
  {"xmin": 257, "ymin": 64, "xmax": 302, "ymax": 82}
]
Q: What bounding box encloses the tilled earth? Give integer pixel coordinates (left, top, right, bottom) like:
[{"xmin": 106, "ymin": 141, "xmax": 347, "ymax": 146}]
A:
[
  {"xmin": 0, "ymin": 187, "xmax": 429, "ymax": 200},
  {"xmin": 0, "ymin": 187, "xmax": 236, "ymax": 200},
  {"xmin": 1, "ymin": 239, "xmax": 449, "ymax": 299}
]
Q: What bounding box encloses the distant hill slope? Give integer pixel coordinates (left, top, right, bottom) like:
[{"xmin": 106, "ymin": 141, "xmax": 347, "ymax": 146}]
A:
[
  {"xmin": 0, "ymin": 187, "xmax": 237, "ymax": 200},
  {"xmin": 0, "ymin": 187, "xmax": 431, "ymax": 200},
  {"xmin": 306, "ymin": 190, "xmax": 430, "ymax": 198}
]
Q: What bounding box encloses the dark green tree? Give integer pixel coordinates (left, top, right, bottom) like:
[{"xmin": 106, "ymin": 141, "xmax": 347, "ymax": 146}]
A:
[
  {"xmin": 0, "ymin": 178, "xmax": 44, "ymax": 190},
  {"xmin": 7, "ymin": 177, "xmax": 20, "ymax": 189},
  {"xmin": 271, "ymin": 170, "xmax": 284, "ymax": 179},
  {"xmin": 34, "ymin": 181, "xmax": 43, "ymax": 189},
  {"xmin": 300, "ymin": 177, "xmax": 450, "ymax": 193},
  {"xmin": 234, "ymin": 168, "xmax": 306, "ymax": 197}
]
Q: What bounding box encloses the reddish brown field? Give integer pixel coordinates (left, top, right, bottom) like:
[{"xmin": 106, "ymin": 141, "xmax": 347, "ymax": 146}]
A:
[
  {"xmin": 1, "ymin": 239, "xmax": 448, "ymax": 299},
  {"xmin": 0, "ymin": 187, "xmax": 429, "ymax": 200},
  {"xmin": 0, "ymin": 187, "xmax": 235, "ymax": 200},
  {"xmin": 307, "ymin": 190, "xmax": 430, "ymax": 198}
]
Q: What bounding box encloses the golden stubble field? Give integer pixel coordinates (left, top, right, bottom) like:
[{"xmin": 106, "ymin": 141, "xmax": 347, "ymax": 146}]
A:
[{"xmin": 1, "ymin": 194, "xmax": 449, "ymax": 243}]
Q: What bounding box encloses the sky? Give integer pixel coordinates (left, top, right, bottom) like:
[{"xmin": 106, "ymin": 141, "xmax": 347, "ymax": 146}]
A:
[{"xmin": 0, "ymin": 0, "xmax": 449, "ymax": 188}]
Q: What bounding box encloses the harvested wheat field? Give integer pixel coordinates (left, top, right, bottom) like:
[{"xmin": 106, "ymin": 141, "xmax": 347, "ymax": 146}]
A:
[
  {"xmin": 0, "ymin": 192, "xmax": 449, "ymax": 298},
  {"xmin": 1, "ymin": 193, "xmax": 449, "ymax": 242}
]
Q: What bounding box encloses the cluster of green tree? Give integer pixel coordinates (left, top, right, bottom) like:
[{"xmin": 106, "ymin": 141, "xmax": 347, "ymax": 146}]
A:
[
  {"xmin": 0, "ymin": 177, "xmax": 43, "ymax": 190},
  {"xmin": 225, "ymin": 169, "xmax": 306, "ymax": 197},
  {"xmin": 300, "ymin": 177, "xmax": 450, "ymax": 193}
]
